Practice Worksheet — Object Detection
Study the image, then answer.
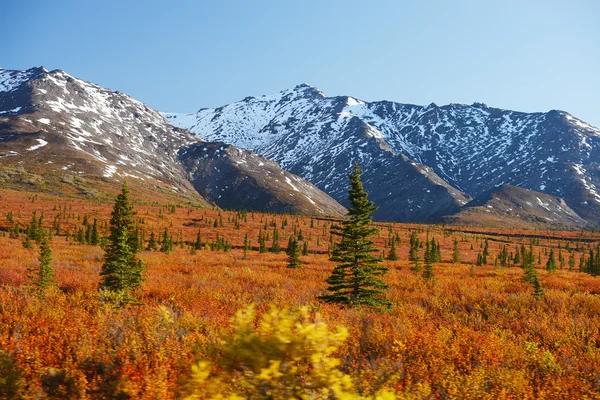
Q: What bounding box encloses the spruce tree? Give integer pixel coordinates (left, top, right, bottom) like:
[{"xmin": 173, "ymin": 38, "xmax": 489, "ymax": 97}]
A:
[
  {"xmin": 90, "ymin": 219, "xmax": 100, "ymax": 245},
  {"xmin": 409, "ymin": 231, "xmax": 419, "ymax": 262},
  {"xmin": 243, "ymin": 233, "xmax": 250, "ymax": 260},
  {"xmin": 286, "ymin": 236, "xmax": 302, "ymax": 268},
  {"xmin": 258, "ymin": 229, "xmax": 268, "ymax": 253},
  {"xmin": 422, "ymin": 253, "xmax": 435, "ymax": 281},
  {"xmin": 452, "ymin": 238, "xmax": 460, "ymax": 263},
  {"xmin": 28, "ymin": 236, "xmax": 55, "ymax": 292},
  {"xmin": 99, "ymin": 182, "xmax": 145, "ymax": 300},
  {"xmin": 386, "ymin": 239, "xmax": 398, "ymax": 261},
  {"xmin": 546, "ymin": 249, "xmax": 557, "ymax": 273},
  {"xmin": 318, "ymin": 164, "xmax": 390, "ymax": 308},
  {"xmin": 160, "ymin": 228, "xmax": 173, "ymax": 253},
  {"xmin": 531, "ymin": 272, "xmax": 544, "ymax": 300},
  {"xmin": 194, "ymin": 229, "xmax": 202, "ymax": 250},
  {"xmin": 147, "ymin": 231, "xmax": 158, "ymax": 251},
  {"xmin": 270, "ymin": 227, "xmax": 281, "ymax": 254}
]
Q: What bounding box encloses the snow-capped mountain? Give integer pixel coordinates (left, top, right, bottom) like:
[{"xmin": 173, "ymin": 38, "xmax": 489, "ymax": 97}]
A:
[
  {"xmin": 165, "ymin": 84, "xmax": 600, "ymax": 225},
  {"xmin": 0, "ymin": 67, "xmax": 345, "ymax": 216},
  {"xmin": 0, "ymin": 66, "xmax": 204, "ymax": 202}
]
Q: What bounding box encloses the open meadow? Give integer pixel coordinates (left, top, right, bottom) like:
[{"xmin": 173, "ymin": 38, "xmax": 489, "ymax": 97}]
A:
[{"xmin": 0, "ymin": 189, "xmax": 599, "ymax": 399}]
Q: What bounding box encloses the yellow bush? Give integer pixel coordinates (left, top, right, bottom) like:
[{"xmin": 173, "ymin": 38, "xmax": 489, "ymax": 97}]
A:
[{"xmin": 183, "ymin": 305, "xmax": 395, "ymax": 399}]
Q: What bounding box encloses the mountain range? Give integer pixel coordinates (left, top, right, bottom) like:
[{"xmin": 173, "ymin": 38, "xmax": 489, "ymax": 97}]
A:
[
  {"xmin": 2, "ymin": 66, "xmax": 599, "ymax": 228},
  {"xmin": 165, "ymin": 83, "xmax": 600, "ymax": 227},
  {"xmin": 0, "ymin": 67, "xmax": 345, "ymax": 217}
]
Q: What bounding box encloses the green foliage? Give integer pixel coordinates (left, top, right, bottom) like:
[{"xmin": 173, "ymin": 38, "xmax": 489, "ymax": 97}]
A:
[
  {"xmin": 386, "ymin": 239, "xmax": 398, "ymax": 261},
  {"xmin": 422, "ymin": 255, "xmax": 435, "ymax": 281},
  {"xmin": 26, "ymin": 211, "xmax": 44, "ymax": 243},
  {"xmin": 28, "ymin": 236, "xmax": 55, "ymax": 293},
  {"xmin": 0, "ymin": 351, "xmax": 24, "ymax": 399},
  {"xmin": 585, "ymin": 246, "xmax": 600, "ymax": 276},
  {"xmin": 243, "ymin": 233, "xmax": 250, "ymax": 260},
  {"xmin": 286, "ymin": 236, "xmax": 302, "ymax": 268},
  {"xmin": 319, "ymin": 164, "xmax": 390, "ymax": 308},
  {"xmin": 270, "ymin": 227, "xmax": 281, "ymax": 254},
  {"xmin": 90, "ymin": 219, "xmax": 100, "ymax": 245},
  {"xmin": 409, "ymin": 231, "xmax": 419, "ymax": 262},
  {"xmin": 99, "ymin": 182, "xmax": 145, "ymax": 301},
  {"xmin": 546, "ymin": 249, "xmax": 557, "ymax": 273},
  {"xmin": 194, "ymin": 229, "xmax": 202, "ymax": 250},
  {"xmin": 22, "ymin": 236, "xmax": 34, "ymax": 249},
  {"xmin": 498, "ymin": 245, "xmax": 509, "ymax": 267},
  {"xmin": 522, "ymin": 246, "xmax": 537, "ymax": 284},
  {"xmin": 147, "ymin": 231, "xmax": 158, "ymax": 251},
  {"xmin": 452, "ymin": 238, "xmax": 460, "ymax": 263},
  {"xmin": 258, "ymin": 229, "xmax": 267, "ymax": 253},
  {"xmin": 532, "ymin": 273, "xmax": 545, "ymax": 300},
  {"xmin": 160, "ymin": 228, "xmax": 174, "ymax": 253},
  {"xmin": 302, "ymin": 240, "xmax": 309, "ymax": 256}
]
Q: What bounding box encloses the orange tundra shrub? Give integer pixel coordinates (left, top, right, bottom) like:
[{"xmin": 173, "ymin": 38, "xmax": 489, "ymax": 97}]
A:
[{"xmin": 0, "ymin": 188, "xmax": 599, "ymax": 398}]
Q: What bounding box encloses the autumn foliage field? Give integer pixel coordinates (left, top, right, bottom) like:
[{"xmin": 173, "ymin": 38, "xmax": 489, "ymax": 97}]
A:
[{"xmin": 0, "ymin": 188, "xmax": 599, "ymax": 398}]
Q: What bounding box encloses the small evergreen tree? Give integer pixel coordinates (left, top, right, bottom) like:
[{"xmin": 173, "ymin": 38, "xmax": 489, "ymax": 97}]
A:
[
  {"xmin": 243, "ymin": 233, "xmax": 250, "ymax": 260},
  {"xmin": 147, "ymin": 231, "xmax": 158, "ymax": 251},
  {"xmin": 286, "ymin": 236, "xmax": 302, "ymax": 268},
  {"xmin": 99, "ymin": 182, "xmax": 145, "ymax": 301},
  {"xmin": 546, "ymin": 249, "xmax": 557, "ymax": 273},
  {"xmin": 422, "ymin": 254, "xmax": 435, "ymax": 281},
  {"xmin": 258, "ymin": 231, "xmax": 267, "ymax": 253},
  {"xmin": 160, "ymin": 228, "xmax": 174, "ymax": 253},
  {"xmin": 28, "ymin": 236, "xmax": 55, "ymax": 293},
  {"xmin": 318, "ymin": 164, "xmax": 390, "ymax": 308},
  {"xmin": 194, "ymin": 230, "xmax": 202, "ymax": 250},
  {"xmin": 302, "ymin": 241, "xmax": 309, "ymax": 256},
  {"xmin": 270, "ymin": 227, "xmax": 281, "ymax": 254},
  {"xmin": 90, "ymin": 219, "xmax": 100, "ymax": 245},
  {"xmin": 532, "ymin": 272, "xmax": 544, "ymax": 300},
  {"xmin": 386, "ymin": 239, "xmax": 398, "ymax": 261},
  {"xmin": 452, "ymin": 238, "xmax": 460, "ymax": 263}
]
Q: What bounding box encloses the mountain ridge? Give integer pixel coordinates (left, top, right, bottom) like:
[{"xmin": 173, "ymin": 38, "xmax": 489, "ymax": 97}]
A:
[
  {"xmin": 164, "ymin": 84, "xmax": 600, "ymax": 226},
  {"xmin": 0, "ymin": 67, "xmax": 346, "ymax": 216}
]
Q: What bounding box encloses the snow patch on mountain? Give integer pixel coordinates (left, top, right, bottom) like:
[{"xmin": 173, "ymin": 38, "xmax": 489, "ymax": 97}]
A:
[{"xmin": 26, "ymin": 139, "xmax": 48, "ymax": 151}]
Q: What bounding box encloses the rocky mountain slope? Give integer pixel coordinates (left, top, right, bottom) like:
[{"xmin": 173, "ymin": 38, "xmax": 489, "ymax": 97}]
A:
[
  {"xmin": 179, "ymin": 142, "xmax": 346, "ymax": 216},
  {"xmin": 165, "ymin": 84, "xmax": 600, "ymax": 225},
  {"xmin": 0, "ymin": 66, "xmax": 205, "ymax": 202},
  {"xmin": 0, "ymin": 67, "xmax": 345, "ymax": 216},
  {"xmin": 442, "ymin": 184, "xmax": 589, "ymax": 229}
]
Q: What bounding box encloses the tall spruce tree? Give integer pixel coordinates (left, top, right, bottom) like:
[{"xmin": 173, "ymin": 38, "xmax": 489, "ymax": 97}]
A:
[
  {"xmin": 318, "ymin": 163, "xmax": 390, "ymax": 308},
  {"xmin": 99, "ymin": 182, "xmax": 145, "ymax": 300}
]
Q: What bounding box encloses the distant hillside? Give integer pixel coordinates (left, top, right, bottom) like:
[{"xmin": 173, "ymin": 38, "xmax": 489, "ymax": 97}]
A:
[
  {"xmin": 443, "ymin": 184, "xmax": 589, "ymax": 229},
  {"xmin": 179, "ymin": 142, "xmax": 346, "ymax": 216}
]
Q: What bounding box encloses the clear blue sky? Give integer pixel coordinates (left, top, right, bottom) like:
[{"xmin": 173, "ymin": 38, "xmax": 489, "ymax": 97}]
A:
[{"xmin": 2, "ymin": 0, "xmax": 599, "ymax": 126}]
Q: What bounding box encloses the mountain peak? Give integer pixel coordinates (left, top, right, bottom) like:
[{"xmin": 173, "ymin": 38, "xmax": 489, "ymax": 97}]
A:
[{"xmin": 291, "ymin": 83, "xmax": 326, "ymax": 98}]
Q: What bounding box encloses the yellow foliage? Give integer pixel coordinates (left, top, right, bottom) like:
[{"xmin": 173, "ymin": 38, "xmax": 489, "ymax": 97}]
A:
[{"xmin": 183, "ymin": 305, "xmax": 395, "ymax": 399}]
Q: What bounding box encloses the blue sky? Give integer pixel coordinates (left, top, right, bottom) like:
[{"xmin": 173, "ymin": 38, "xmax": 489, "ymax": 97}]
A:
[{"xmin": 2, "ymin": 0, "xmax": 599, "ymax": 126}]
